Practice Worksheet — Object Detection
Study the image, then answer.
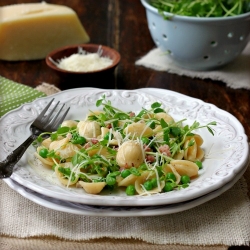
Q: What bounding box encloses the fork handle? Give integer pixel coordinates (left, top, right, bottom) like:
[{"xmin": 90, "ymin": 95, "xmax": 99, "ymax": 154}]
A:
[{"xmin": 0, "ymin": 135, "xmax": 36, "ymax": 179}]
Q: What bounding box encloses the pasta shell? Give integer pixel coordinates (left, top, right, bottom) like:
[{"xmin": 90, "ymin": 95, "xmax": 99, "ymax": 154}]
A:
[
  {"xmin": 184, "ymin": 134, "xmax": 204, "ymax": 161},
  {"xmin": 98, "ymin": 127, "xmax": 119, "ymax": 146},
  {"xmin": 87, "ymin": 147, "xmax": 111, "ymax": 158},
  {"xmin": 49, "ymin": 138, "xmax": 79, "ymax": 159},
  {"xmin": 184, "ymin": 139, "xmax": 197, "ymax": 161},
  {"xmin": 170, "ymin": 160, "xmax": 199, "ymax": 178},
  {"xmin": 154, "ymin": 112, "xmax": 174, "ymax": 124},
  {"xmin": 100, "ymin": 127, "xmax": 109, "ymax": 138},
  {"xmin": 41, "ymin": 137, "xmax": 52, "ymax": 149},
  {"xmin": 61, "ymin": 120, "xmax": 78, "ymax": 128},
  {"xmin": 173, "ymin": 150, "xmax": 184, "ymax": 160},
  {"xmin": 55, "ymin": 164, "xmax": 79, "ymax": 186},
  {"xmin": 87, "ymin": 110, "xmax": 103, "ymax": 117},
  {"xmin": 118, "ymin": 120, "xmax": 128, "ymax": 128},
  {"xmin": 153, "ymin": 125, "xmax": 164, "ymax": 141},
  {"xmin": 34, "ymin": 151, "xmax": 54, "ymax": 167},
  {"xmin": 124, "ymin": 121, "xmax": 153, "ymax": 138},
  {"xmin": 78, "ymin": 181, "xmax": 106, "ymax": 194},
  {"xmin": 49, "ymin": 137, "xmax": 69, "ymax": 151},
  {"xmin": 117, "ymin": 174, "xmax": 138, "ymax": 187},
  {"xmin": 116, "ymin": 140, "xmax": 144, "ymax": 168},
  {"xmin": 196, "ymin": 147, "xmax": 205, "ymax": 161},
  {"xmin": 186, "ymin": 134, "xmax": 204, "ymax": 146},
  {"xmin": 77, "ymin": 120, "xmax": 101, "ymax": 139},
  {"xmin": 142, "ymin": 113, "xmax": 153, "ymax": 119}
]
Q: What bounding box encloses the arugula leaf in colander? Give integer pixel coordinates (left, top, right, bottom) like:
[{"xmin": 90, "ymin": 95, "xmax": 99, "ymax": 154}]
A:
[{"xmin": 150, "ymin": 0, "xmax": 250, "ymax": 18}]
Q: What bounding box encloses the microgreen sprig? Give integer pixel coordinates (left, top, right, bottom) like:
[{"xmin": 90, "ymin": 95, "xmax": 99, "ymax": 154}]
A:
[{"xmin": 150, "ymin": 0, "xmax": 250, "ymax": 18}]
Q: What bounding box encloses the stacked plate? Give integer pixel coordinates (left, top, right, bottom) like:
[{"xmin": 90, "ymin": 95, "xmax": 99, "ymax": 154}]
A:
[{"xmin": 1, "ymin": 88, "xmax": 249, "ymax": 217}]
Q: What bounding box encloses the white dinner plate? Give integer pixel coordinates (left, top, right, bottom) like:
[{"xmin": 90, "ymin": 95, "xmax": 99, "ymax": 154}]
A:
[
  {"xmin": 4, "ymin": 161, "xmax": 248, "ymax": 217},
  {"xmin": 0, "ymin": 87, "xmax": 249, "ymax": 206}
]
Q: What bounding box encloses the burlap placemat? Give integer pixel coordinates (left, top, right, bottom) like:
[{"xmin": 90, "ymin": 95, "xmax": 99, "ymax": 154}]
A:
[
  {"xmin": 1, "ymin": 82, "xmax": 250, "ymax": 250},
  {"xmin": 1, "ymin": 173, "xmax": 249, "ymax": 246},
  {"xmin": 0, "ymin": 237, "xmax": 230, "ymax": 250},
  {"xmin": 135, "ymin": 42, "xmax": 250, "ymax": 90}
]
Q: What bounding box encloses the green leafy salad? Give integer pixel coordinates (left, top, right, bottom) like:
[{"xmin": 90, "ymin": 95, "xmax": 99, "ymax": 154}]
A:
[
  {"xmin": 150, "ymin": 0, "xmax": 250, "ymax": 17},
  {"xmin": 34, "ymin": 95, "xmax": 216, "ymax": 196}
]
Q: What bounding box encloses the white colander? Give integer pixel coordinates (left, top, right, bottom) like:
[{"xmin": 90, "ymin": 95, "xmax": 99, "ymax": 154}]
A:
[{"xmin": 141, "ymin": 0, "xmax": 250, "ymax": 71}]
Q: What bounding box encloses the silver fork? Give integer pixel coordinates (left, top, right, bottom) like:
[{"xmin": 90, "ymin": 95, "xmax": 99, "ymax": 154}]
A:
[{"xmin": 0, "ymin": 98, "xmax": 70, "ymax": 179}]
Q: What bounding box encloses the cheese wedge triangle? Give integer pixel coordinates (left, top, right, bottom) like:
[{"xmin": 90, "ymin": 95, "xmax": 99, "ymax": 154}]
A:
[{"xmin": 0, "ymin": 2, "xmax": 90, "ymax": 61}]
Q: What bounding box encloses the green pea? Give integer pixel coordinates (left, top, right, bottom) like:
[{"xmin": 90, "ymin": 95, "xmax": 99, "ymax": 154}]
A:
[
  {"xmin": 139, "ymin": 163, "xmax": 148, "ymax": 170},
  {"xmin": 121, "ymin": 169, "xmax": 131, "ymax": 178},
  {"xmin": 72, "ymin": 136, "xmax": 86, "ymax": 145},
  {"xmin": 141, "ymin": 137, "xmax": 149, "ymax": 145},
  {"xmin": 195, "ymin": 160, "xmax": 202, "ymax": 169},
  {"xmin": 126, "ymin": 185, "xmax": 136, "ymax": 196},
  {"xmin": 181, "ymin": 175, "xmax": 190, "ymax": 184},
  {"xmin": 106, "ymin": 175, "xmax": 116, "ymax": 186},
  {"xmin": 163, "ymin": 182, "xmax": 174, "ymax": 192},
  {"xmin": 166, "ymin": 172, "xmax": 176, "ymax": 182},
  {"xmin": 150, "ymin": 178, "xmax": 158, "ymax": 188},
  {"xmin": 104, "ymin": 132, "xmax": 113, "ymax": 140},
  {"xmin": 39, "ymin": 148, "xmax": 49, "ymax": 158},
  {"xmin": 143, "ymin": 180, "xmax": 153, "ymax": 190}
]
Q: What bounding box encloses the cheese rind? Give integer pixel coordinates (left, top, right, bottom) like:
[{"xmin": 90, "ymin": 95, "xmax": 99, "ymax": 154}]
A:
[{"xmin": 0, "ymin": 2, "xmax": 90, "ymax": 61}]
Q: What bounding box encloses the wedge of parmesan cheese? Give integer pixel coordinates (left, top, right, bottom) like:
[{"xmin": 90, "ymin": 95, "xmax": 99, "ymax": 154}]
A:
[{"xmin": 0, "ymin": 2, "xmax": 90, "ymax": 61}]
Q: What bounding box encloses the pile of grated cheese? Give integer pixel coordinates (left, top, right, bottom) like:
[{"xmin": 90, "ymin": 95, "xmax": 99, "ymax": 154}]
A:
[{"xmin": 56, "ymin": 47, "xmax": 113, "ymax": 72}]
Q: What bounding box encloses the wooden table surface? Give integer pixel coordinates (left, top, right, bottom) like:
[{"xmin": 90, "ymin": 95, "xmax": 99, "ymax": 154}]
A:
[
  {"xmin": 0, "ymin": 1, "xmax": 249, "ymax": 250},
  {"xmin": 0, "ymin": 0, "xmax": 249, "ymax": 140}
]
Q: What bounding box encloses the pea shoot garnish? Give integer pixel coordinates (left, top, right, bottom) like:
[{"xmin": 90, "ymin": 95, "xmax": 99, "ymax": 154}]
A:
[{"xmin": 150, "ymin": 0, "xmax": 250, "ymax": 18}]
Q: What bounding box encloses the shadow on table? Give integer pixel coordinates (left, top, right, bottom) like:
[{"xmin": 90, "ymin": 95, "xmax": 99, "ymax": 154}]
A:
[
  {"xmin": 228, "ymin": 246, "xmax": 250, "ymax": 250},
  {"xmin": 57, "ymin": 71, "xmax": 116, "ymax": 90}
]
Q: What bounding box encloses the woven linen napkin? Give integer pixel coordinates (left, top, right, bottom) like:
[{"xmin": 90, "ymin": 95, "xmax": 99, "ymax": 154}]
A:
[
  {"xmin": 135, "ymin": 42, "xmax": 250, "ymax": 90},
  {"xmin": 0, "ymin": 174, "xmax": 249, "ymax": 247},
  {"xmin": 0, "ymin": 76, "xmax": 46, "ymax": 117}
]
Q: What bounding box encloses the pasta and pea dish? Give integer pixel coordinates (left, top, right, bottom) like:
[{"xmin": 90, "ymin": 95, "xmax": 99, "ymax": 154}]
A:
[{"xmin": 33, "ymin": 96, "xmax": 216, "ymax": 196}]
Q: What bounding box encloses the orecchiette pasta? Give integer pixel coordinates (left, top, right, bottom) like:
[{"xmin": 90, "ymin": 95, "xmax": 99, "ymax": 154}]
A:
[
  {"xmin": 170, "ymin": 160, "xmax": 199, "ymax": 178},
  {"xmin": 124, "ymin": 121, "xmax": 153, "ymax": 138},
  {"xmin": 116, "ymin": 140, "xmax": 144, "ymax": 168},
  {"xmin": 173, "ymin": 150, "xmax": 184, "ymax": 160},
  {"xmin": 184, "ymin": 134, "xmax": 204, "ymax": 161},
  {"xmin": 41, "ymin": 137, "xmax": 53, "ymax": 148},
  {"xmin": 34, "ymin": 96, "xmax": 215, "ymax": 196},
  {"xmin": 154, "ymin": 112, "xmax": 174, "ymax": 124},
  {"xmin": 55, "ymin": 163, "xmax": 79, "ymax": 186},
  {"xmin": 77, "ymin": 181, "xmax": 106, "ymax": 194},
  {"xmin": 98, "ymin": 127, "xmax": 120, "ymax": 145},
  {"xmin": 49, "ymin": 139, "xmax": 79, "ymax": 159},
  {"xmin": 61, "ymin": 120, "xmax": 78, "ymax": 128},
  {"xmin": 35, "ymin": 150, "xmax": 54, "ymax": 166},
  {"xmin": 116, "ymin": 174, "xmax": 138, "ymax": 187},
  {"xmin": 87, "ymin": 147, "xmax": 111, "ymax": 157},
  {"xmin": 77, "ymin": 120, "xmax": 101, "ymax": 139}
]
